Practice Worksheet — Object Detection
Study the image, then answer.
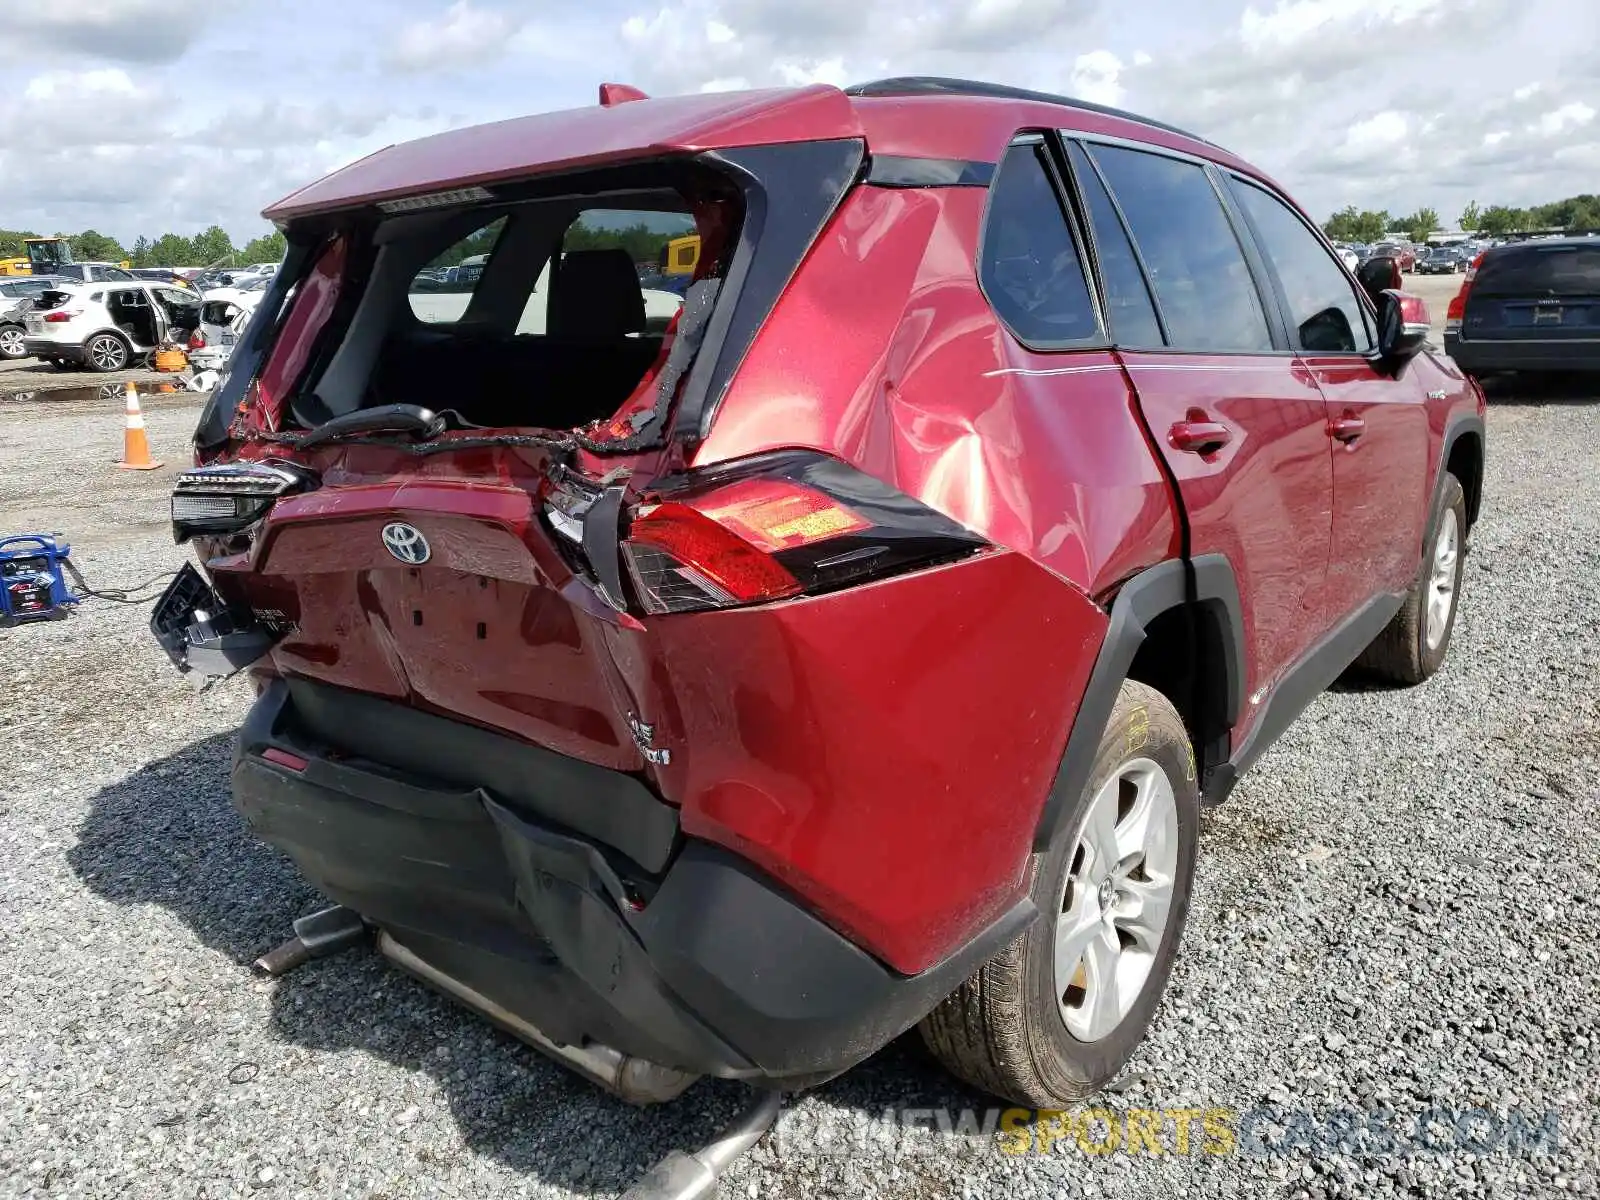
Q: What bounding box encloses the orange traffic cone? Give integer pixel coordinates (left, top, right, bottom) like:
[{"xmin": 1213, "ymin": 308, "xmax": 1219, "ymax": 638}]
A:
[{"xmin": 114, "ymin": 381, "xmax": 163, "ymax": 470}]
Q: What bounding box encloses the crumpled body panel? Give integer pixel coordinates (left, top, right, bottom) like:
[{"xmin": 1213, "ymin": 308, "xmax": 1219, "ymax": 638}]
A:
[{"xmin": 694, "ymin": 185, "xmax": 1179, "ymax": 600}]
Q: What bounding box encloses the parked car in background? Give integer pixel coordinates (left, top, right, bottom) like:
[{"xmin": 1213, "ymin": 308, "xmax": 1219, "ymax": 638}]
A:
[
  {"xmin": 0, "ymin": 275, "xmax": 68, "ymax": 358},
  {"xmin": 187, "ymin": 291, "xmax": 266, "ymax": 371},
  {"xmin": 22, "ymin": 281, "xmax": 203, "ymax": 370},
  {"xmin": 153, "ymin": 78, "xmax": 1486, "ymax": 1113},
  {"xmin": 131, "ymin": 267, "xmax": 201, "ymax": 290},
  {"xmin": 48, "ymin": 261, "xmax": 138, "ymax": 284},
  {"xmin": 1417, "ymin": 246, "xmax": 1465, "ymax": 275},
  {"xmin": 1373, "ymin": 242, "xmax": 1418, "ymax": 272},
  {"xmin": 1445, "ymin": 238, "xmax": 1600, "ymax": 377},
  {"xmin": 1330, "ymin": 243, "xmax": 1361, "ymax": 271}
]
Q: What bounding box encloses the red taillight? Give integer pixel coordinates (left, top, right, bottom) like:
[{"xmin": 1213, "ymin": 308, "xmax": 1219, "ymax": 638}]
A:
[
  {"xmin": 1446, "ymin": 252, "xmax": 1482, "ymax": 332},
  {"xmin": 626, "ymin": 501, "xmax": 803, "ymax": 610},
  {"xmin": 691, "ymin": 478, "xmax": 871, "ymax": 553},
  {"xmin": 188, "ymin": 331, "xmax": 207, "ymax": 349},
  {"xmin": 42, "ymin": 310, "xmax": 74, "ymax": 323},
  {"xmin": 616, "ymin": 453, "xmax": 989, "ymax": 617}
]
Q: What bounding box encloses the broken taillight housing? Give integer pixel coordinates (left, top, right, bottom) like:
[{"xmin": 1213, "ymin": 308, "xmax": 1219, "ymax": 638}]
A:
[
  {"xmin": 170, "ymin": 460, "xmax": 317, "ymax": 544},
  {"xmin": 621, "ymin": 452, "xmax": 988, "ymax": 615}
]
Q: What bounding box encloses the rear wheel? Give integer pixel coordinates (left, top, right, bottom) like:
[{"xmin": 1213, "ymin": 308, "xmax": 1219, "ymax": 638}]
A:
[
  {"xmin": 0, "ymin": 325, "xmax": 25, "ymax": 360},
  {"xmin": 919, "ymin": 682, "xmax": 1199, "ymax": 1106},
  {"xmin": 1354, "ymin": 472, "xmax": 1466, "ymax": 684},
  {"xmin": 84, "ymin": 332, "xmax": 130, "ymax": 372}
]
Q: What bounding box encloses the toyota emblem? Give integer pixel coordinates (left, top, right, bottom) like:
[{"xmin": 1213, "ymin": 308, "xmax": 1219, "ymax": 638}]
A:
[{"xmin": 381, "ymin": 522, "xmax": 430, "ymax": 565}]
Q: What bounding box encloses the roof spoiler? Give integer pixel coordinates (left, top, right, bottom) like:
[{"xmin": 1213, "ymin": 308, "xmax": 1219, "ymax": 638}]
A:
[{"xmin": 599, "ymin": 83, "xmax": 649, "ymax": 107}]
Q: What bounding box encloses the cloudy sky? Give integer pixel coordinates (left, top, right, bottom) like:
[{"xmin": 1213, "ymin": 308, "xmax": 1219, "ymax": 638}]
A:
[{"xmin": 4, "ymin": 0, "xmax": 1595, "ymax": 245}]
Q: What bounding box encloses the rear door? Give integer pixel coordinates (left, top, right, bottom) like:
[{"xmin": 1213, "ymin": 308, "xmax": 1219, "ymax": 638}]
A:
[
  {"xmin": 1464, "ymin": 242, "xmax": 1600, "ymax": 347},
  {"xmin": 1065, "ymin": 139, "xmax": 1335, "ymax": 710},
  {"xmin": 1226, "ymin": 175, "xmax": 1431, "ymax": 619}
]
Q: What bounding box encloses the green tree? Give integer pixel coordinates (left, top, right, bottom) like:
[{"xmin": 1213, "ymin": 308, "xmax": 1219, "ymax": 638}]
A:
[
  {"xmin": 1394, "ymin": 207, "xmax": 1439, "ymax": 243},
  {"xmin": 190, "ymin": 224, "xmax": 235, "ymax": 266},
  {"xmin": 240, "ymin": 230, "xmax": 287, "ymax": 264},
  {"xmin": 1459, "ymin": 201, "xmax": 1481, "ymax": 232},
  {"xmin": 0, "ymin": 229, "xmax": 41, "ymax": 258},
  {"xmin": 69, "ymin": 229, "xmax": 127, "ymax": 262},
  {"xmin": 130, "ymin": 235, "xmax": 153, "ymax": 266},
  {"xmin": 147, "ymin": 233, "xmax": 197, "ymax": 266},
  {"xmin": 1323, "ymin": 206, "xmax": 1362, "ymax": 241},
  {"xmin": 1478, "ymin": 206, "xmax": 1527, "ymax": 236},
  {"xmin": 1324, "ymin": 208, "xmax": 1390, "ymax": 243}
]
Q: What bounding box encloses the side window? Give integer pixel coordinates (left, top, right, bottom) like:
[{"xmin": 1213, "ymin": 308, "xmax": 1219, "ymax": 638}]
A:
[
  {"xmin": 1086, "ymin": 144, "xmax": 1274, "ymax": 353},
  {"xmin": 408, "ymin": 217, "xmax": 504, "ymax": 324},
  {"xmin": 979, "ymin": 143, "xmax": 1098, "ymax": 345},
  {"xmin": 1065, "ymin": 141, "xmax": 1163, "ymax": 347},
  {"xmin": 1232, "ymin": 179, "xmax": 1374, "ymax": 354}
]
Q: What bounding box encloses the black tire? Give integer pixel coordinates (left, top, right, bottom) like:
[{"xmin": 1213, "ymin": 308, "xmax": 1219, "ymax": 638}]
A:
[
  {"xmin": 83, "ymin": 332, "xmax": 131, "ymax": 373},
  {"xmin": 0, "ymin": 324, "xmax": 25, "ymax": 360},
  {"xmin": 918, "ymin": 681, "xmax": 1199, "ymax": 1107},
  {"xmin": 1354, "ymin": 472, "xmax": 1466, "ymax": 685}
]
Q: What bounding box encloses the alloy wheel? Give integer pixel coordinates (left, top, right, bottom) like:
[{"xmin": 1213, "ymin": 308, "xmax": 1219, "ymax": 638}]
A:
[
  {"xmin": 0, "ymin": 327, "xmax": 24, "ymax": 359},
  {"xmin": 88, "ymin": 335, "xmax": 127, "ymax": 371},
  {"xmin": 1055, "ymin": 758, "xmax": 1178, "ymax": 1042},
  {"xmin": 1425, "ymin": 507, "xmax": 1459, "ymax": 650}
]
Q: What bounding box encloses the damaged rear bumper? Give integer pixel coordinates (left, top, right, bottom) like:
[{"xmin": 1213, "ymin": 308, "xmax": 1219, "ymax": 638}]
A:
[{"xmin": 233, "ymin": 678, "xmax": 1032, "ymax": 1086}]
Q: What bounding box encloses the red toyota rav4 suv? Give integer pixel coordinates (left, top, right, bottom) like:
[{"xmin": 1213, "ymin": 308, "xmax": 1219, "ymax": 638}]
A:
[{"xmin": 152, "ymin": 77, "xmax": 1485, "ymax": 1108}]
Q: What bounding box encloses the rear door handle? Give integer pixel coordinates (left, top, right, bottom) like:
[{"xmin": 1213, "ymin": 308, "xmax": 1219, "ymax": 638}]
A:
[
  {"xmin": 1169, "ymin": 419, "xmax": 1232, "ymax": 454},
  {"xmin": 1327, "ymin": 415, "xmax": 1366, "ymax": 443}
]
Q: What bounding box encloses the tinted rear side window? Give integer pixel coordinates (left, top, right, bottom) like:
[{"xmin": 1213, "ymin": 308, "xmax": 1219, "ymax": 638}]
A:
[
  {"xmin": 979, "ymin": 143, "xmax": 1098, "ymax": 346},
  {"xmin": 1474, "ymin": 245, "xmax": 1600, "ymax": 296},
  {"xmin": 1065, "ymin": 141, "xmax": 1163, "ymax": 347},
  {"xmin": 1087, "ymin": 144, "xmax": 1273, "ymax": 353}
]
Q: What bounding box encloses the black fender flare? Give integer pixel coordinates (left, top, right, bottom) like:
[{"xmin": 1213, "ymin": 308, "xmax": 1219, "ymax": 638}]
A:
[
  {"xmin": 1031, "ymin": 553, "xmax": 1245, "ymax": 851},
  {"xmin": 1426, "ymin": 412, "xmax": 1486, "ymax": 553}
]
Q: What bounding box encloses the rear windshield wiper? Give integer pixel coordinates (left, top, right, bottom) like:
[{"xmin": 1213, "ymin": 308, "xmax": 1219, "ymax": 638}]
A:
[{"xmin": 293, "ymin": 404, "xmax": 446, "ymax": 449}]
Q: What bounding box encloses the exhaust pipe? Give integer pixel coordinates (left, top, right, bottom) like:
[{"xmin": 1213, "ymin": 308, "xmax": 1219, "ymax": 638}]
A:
[
  {"xmin": 620, "ymin": 1089, "xmax": 784, "ymax": 1200},
  {"xmin": 254, "ymin": 904, "xmax": 368, "ymax": 975},
  {"xmin": 376, "ymin": 931, "xmax": 697, "ymax": 1105}
]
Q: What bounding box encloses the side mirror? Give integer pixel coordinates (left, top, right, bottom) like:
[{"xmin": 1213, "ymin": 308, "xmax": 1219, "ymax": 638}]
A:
[
  {"xmin": 1376, "ymin": 289, "xmax": 1429, "ymax": 373},
  {"xmin": 1356, "ymin": 255, "xmax": 1402, "ymax": 304}
]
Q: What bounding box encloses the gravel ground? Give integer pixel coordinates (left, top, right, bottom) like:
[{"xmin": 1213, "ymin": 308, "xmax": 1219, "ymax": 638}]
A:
[{"xmin": 1, "ymin": 379, "xmax": 1596, "ymax": 1199}]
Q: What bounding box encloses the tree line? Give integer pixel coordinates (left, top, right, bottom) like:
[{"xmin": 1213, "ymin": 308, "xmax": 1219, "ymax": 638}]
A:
[
  {"xmin": 0, "ymin": 225, "xmax": 287, "ymax": 268},
  {"xmin": 1323, "ymin": 194, "xmax": 1600, "ymax": 244}
]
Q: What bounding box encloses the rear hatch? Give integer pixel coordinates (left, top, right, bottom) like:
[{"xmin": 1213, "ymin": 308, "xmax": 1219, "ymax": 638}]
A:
[
  {"xmin": 177, "ymin": 137, "xmax": 865, "ymax": 776},
  {"xmin": 1462, "ymin": 242, "xmax": 1600, "ymax": 342}
]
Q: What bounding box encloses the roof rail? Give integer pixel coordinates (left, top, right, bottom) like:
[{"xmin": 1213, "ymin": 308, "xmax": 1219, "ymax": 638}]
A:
[{"xmin": 843, "ymin": 76, "xmax": 1217, "ymax": 148}]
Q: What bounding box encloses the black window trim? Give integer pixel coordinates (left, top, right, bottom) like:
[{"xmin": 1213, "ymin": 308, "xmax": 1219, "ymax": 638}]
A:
[
  {"xmin": 1222, "ymin": 170, "xmax": 1382, "ymax": 361},
  {"xmin": 1058, "ymin": 134, "xmax": 1170, "ymax": 348},
  {"xmin": 975, "ymin": 131, "xmax": 1110, "ymax": 354},
  {"xmin": 1068, "ymin": 131, "xmax": 1296, "ymax": 359}
]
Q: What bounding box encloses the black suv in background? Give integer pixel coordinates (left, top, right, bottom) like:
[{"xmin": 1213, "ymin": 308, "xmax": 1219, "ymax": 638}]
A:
[{"xmin": 1446, "ymin": 239, "xmax": 1600, "ymax": 376}]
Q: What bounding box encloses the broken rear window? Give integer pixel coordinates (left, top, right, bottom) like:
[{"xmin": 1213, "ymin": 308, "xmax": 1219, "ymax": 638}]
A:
[{"xmin": 268, "ymin": 163, "xmax": 741, "ymax": 440}]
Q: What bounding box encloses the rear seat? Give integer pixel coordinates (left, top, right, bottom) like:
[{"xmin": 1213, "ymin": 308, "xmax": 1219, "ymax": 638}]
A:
[{"xmin": 375, "ymin": 248, "xmax": 665, "ymax": 429}]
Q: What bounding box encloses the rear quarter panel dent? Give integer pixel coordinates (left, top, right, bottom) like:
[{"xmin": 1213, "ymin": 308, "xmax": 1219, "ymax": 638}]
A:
[
  {"xmin": 694, "ymin": 184, "xmax": 1179, "ymax": 598},
  {"xmin": 613, "ymin": 551, "xmax": 1108, "ymax": 974}
]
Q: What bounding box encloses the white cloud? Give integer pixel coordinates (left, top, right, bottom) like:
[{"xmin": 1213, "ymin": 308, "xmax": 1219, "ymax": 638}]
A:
[
  {"xmin": 1534, "ymin": 101, "xmax": 1596, "ymax": 135},
  {"xmin": 1069, "ymin": 50, "xmax": 1124, "ymax": 106},
  {"xmin": 1240, "ymin": 0, "xmax": 1443, "ymax": 53},
  {"xmin": 1, "ymin": 0, "xmax": 1596, "ymax": 249},
  {"xmin": 387, "ymin": 1, "xmax": 524, "ymax": 73}
]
